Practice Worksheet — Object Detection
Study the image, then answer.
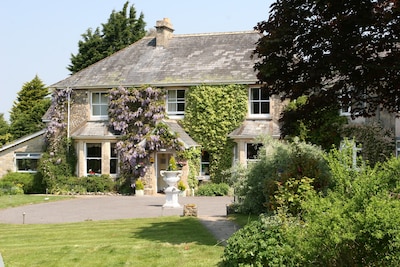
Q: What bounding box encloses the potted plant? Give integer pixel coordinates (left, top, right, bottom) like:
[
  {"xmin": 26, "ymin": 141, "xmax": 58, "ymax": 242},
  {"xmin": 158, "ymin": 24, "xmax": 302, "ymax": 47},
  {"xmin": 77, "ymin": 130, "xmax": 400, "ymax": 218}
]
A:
[
  {"xmin": 178, "ymin": 180, "xmax": 187, "ymax": 197},
  {"xmin": 135, "ymin": 179, "xmax": 144, "ymax": 196},
  {"xmin": 160, "ymin": 156, "xmax": 183, "ymax": 186}
]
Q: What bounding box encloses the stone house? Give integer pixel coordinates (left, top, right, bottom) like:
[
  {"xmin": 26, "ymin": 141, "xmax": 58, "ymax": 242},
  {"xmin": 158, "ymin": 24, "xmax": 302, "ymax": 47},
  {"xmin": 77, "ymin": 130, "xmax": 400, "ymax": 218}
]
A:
[{"xmin": 0, "ymin": 18, "xmax": 283, "ymax": 193}]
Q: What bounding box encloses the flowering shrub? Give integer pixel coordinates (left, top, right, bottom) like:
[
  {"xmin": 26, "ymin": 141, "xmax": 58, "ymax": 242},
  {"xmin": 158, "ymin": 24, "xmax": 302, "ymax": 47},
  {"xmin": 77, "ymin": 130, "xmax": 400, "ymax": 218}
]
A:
[
  {"xmin": 37, "ymin": 88, "xmax": 77, "ymax": 192},
  {"xmin": 109, "ymin": 86, "xmax": 185, "ymax": 179}
]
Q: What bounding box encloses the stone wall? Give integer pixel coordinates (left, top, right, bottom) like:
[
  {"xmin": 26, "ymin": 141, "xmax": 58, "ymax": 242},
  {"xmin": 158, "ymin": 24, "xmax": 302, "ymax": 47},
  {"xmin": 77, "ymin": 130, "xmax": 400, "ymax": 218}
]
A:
[
  {"xmin": 70, "ymin": 90, "xmax": 89, "ymax": 133},
  {"xmin": 0, "ymin": 133, "xmax": 45, "ymax": 178}
]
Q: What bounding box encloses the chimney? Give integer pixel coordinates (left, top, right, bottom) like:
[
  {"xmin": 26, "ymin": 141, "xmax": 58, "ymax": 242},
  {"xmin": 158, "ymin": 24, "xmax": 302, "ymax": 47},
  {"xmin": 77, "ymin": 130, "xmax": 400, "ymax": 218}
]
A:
[{"xmin": 155, "ymin": 18, "xmax": 174, "ymax": 47}]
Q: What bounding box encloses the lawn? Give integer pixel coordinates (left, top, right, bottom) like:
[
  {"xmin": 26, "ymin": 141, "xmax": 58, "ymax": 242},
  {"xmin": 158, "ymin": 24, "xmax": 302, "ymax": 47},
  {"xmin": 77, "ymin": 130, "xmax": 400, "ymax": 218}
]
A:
[
  {"xmin": 0, "ymin": 194, "xmax": 73, "ymax": 210},
  {"xmin": 0, "ymin": 216, "xmax": 224, "ymax": 267}
]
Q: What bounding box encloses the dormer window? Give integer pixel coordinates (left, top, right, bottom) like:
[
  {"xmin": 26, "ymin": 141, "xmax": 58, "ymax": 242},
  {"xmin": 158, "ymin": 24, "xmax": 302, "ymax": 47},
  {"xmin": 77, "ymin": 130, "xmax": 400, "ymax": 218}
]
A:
[
  {"xmin": 91, "ymin": 92, "xmax": 108, "ymax": 119},
  {"xmin": 167, "ymin": 89, "xmax": 185, "ymax": 118},
  {"xmin": 249, "ymin": 88, "xmax": 270, "ymax": 119}
]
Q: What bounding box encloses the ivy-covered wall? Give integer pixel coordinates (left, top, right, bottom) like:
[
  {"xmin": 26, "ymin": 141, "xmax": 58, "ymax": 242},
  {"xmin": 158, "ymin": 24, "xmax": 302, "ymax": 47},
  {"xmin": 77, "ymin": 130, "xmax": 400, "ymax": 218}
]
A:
[{"xmin": 182, "ymin": 84, "xmax": 248, "ymax": 183}]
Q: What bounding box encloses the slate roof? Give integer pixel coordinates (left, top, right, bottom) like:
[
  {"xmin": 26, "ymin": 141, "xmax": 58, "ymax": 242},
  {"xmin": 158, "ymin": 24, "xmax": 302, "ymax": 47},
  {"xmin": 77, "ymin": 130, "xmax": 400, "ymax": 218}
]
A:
[
  {"xmin": 229, "ymin": 120, "xmax": 280, "ymax": 139},
  {"xmin": 71, "ymin": 121, "xmax": 118, "ymax": 139},
  {"xmin": 162, "ymin": 119, "xmax": 198, "ymax": 148},
  {"xmin": 0, "ymin": 129, "xmax": 46, "ymax": 152},
  {"xmin": 51, "ymin": 31, "xmax": 261, "ymax": 89}
]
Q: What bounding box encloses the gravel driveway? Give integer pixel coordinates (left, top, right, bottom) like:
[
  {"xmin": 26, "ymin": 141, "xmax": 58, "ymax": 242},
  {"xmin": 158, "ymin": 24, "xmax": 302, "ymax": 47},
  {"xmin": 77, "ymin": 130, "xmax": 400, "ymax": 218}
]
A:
[{"xmin": 0, "ymin": 195, "xmax": 234, "ymax": 224}]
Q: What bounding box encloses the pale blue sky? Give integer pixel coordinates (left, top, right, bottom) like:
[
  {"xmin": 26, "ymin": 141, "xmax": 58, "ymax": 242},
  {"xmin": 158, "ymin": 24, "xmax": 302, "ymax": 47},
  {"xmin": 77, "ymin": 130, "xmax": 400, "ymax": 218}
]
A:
[{"xmin": 0, "ymin": 0, "xmax": 273, "ymax": 121}]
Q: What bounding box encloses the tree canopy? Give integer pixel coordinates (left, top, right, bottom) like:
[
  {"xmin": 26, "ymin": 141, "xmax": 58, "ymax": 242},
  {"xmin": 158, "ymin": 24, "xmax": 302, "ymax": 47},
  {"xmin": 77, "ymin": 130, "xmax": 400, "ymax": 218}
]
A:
[
  {"xmin": 254, "ymin": 0, "xmax": 400, "ymax": 117},
  {"xmin": 9, "ymin": 75, "xmax": 51, "ymax": 140},
  {"xmin": 0, "ymin": 114, "xmax": 11, "ymax": 146},
  {"xmin": 68, "ymin": 1, "xmax": 146, "ymax": 74}
]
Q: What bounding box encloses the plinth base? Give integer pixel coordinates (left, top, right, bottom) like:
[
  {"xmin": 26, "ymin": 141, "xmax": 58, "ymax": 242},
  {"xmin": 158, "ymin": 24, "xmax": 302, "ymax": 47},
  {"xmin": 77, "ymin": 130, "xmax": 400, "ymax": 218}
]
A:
[{"xmin": 163, "ymin": 186, "xmax": 181, "ymax": 208}]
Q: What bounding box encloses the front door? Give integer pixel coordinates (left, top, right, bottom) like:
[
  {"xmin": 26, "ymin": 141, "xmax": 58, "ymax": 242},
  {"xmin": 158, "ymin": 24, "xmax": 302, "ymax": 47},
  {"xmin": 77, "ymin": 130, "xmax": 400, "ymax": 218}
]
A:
[{"xmin": 157, "ymin": 153, "xmax": 173, "ymax": 192}]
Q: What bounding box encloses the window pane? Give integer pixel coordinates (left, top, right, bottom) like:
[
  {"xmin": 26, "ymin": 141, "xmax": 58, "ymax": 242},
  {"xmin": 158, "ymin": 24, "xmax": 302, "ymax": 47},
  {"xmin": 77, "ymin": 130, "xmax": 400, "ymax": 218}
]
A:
[
  {"xmin": 92, "ymin": 93, "xmax": 100, "ymax": 104},
  {"xmin": 201, "ymin": 151, "xmax": 210, "ymax": 162},
  {"xmin": 100, "ymin": 105, "xmax": 108, "ymax": 116},
  {"xmin": 177, "ymin": 103, "xmax": 185, "ymax": 112},
  {"xmin": 261, "ymin": 102, "xmax": 270, "ymax": 114},
  {"xmin": 168, "ymin": 103, "xmax": 176, "ymax": 112},
  {"xmin": 177, "ymin": 90, "xmax": 185, "ymax": 98},
  {"xmin": 111, "ymin": 143, "xmax": 117, "ymax": 157},
  {"xmin": 110, "ymin": 159, "xmax": 117, "ymax": 174},
  {"xmin": 252, "ymin": 102, "xmax": 260, "ymax": 114},
  {"xmin": 251, "ymin": 88, "xmax": 260, "ymax": 100},
  {"xmin": 100, "ymin": 93, "xmax": 108, "ymax": 104},
  {"xmin": 17, "ymin": 159, "xmax": 38, "ymax": 171},
  {"xmin": 87, "ymin": 144, "xmax": 101, "ymax": 157},
  {"xmin": 168, "ymin": 90, "xmax": 176, "ymax": 100},
  {"xmin": 87, "ymin": 159, "xmax": 101, "ymax": 174},
  {"xmin": 92, "ymin": 105, "xmax": 101, "ymax": 116},
  {"xmin": 247, "ymin": 143, "xmax": 262, "ymax": 159},
  {"xmin": 260, "ymin": 89, "xmax": 269, "ymax": 100}
]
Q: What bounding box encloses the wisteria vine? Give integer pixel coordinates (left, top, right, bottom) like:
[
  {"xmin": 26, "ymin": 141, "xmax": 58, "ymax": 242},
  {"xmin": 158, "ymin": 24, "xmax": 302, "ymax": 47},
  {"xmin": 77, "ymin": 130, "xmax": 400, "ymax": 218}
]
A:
[{"xmin": 109, "ymin": 86, "xmax": 185, "ymax": 178}]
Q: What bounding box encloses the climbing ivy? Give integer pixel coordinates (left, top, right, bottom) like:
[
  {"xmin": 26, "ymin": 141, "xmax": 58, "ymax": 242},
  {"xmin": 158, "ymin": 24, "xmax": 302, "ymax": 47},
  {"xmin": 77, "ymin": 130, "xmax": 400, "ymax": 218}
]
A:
[{"xmin": 182, "ymin": 84, "xmax": 248, "ymax": 182}]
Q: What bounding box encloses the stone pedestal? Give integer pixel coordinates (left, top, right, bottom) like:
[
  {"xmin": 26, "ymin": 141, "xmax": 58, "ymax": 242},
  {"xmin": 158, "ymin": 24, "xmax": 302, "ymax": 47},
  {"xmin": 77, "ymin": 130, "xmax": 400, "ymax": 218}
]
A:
[
  {"xmin": 160, "ymin": 170, "xmax": 183, "ymax": 208},
  {"xmin": 163, "ymin": 186, "xmax": 181, "ymax": 208}
]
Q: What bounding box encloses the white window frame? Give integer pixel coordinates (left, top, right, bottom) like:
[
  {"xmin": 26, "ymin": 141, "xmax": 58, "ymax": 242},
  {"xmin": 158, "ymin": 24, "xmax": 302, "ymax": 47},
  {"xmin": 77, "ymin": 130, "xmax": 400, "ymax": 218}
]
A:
[
  {"xmin": 167, "ymin": 89, "xmax": 185, "ymax": 118},
  {"xmin": 15, "ymin": 153, "xmax": 41, "ymax": 173},
  {"xmin": 85, "ymin": 143, "xmax": 102, "ymax": 175},
  {"xmin": 396, "ymin": 139, "xmax": 400, "ymax": 157},
  {"xmin": 91, "ymin": 92, "xmax": 108, "ymax": 120},
  {"xmin": 248, "ymin": 87, "xmax": 270, "ymax": 119}
]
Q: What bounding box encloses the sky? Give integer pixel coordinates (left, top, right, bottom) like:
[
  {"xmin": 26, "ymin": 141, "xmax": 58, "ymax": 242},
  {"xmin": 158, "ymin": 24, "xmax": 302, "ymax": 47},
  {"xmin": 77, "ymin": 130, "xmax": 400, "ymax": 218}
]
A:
[{"xmin": 0, "ymin": 0, "xmax": 274, "ymax": 122}]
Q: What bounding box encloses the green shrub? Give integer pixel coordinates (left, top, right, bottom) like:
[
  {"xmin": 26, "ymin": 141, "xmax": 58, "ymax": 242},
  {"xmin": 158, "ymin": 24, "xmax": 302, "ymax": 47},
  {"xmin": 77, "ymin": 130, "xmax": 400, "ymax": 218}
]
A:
[
  {"xmin": 1, "ymin": 172, "xmax": 37, "ymax": 194},
  {"xmin": 220, "ymin": 214, "xmax": 299, "ymax": 267},
  {"xmin": 81, "ymin": 175, "xmax": 114, "ymax": 192},
  {"xmin": 196, "ymin": 182, "xmax": 230, "ymax": 196},
  {"xmin": 222, "ymin": 147, "xmax": 400, "ymax": 266},
  {"xmin": 238, "ymin": 137, "xmax": 331, "ymax": 214},
  {"xmin": 0, "ymin": 181, "xmax": 24, "ymax": 195}
]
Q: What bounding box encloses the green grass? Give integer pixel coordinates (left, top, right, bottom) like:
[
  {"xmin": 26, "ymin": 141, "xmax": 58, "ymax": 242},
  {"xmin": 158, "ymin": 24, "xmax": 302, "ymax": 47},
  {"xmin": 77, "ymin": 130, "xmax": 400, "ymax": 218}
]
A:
[
  {"xmin": 228, "ymin": 213, "xmax": 259, "ymax": 227},
  {"xmin": 0, "ymin": 195, "xmax": 74, "ymax": 210},
  {"xmin": 0, "ymin": 216, "xmax": 224, "ymax": 267}
]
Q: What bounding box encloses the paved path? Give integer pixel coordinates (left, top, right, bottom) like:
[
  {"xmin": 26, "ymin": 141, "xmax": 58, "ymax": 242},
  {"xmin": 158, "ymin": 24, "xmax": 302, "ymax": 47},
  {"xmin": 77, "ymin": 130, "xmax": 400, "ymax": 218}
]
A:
[{"xmin": 0, "ymin": 195, "xmax": 240, "ymax": 245}]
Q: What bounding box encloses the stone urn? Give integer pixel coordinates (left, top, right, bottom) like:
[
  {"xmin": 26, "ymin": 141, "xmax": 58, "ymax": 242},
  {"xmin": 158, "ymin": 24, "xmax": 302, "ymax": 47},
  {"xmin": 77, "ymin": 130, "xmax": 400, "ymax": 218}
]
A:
[{"xmin": 160, "ymin": 170, "xmax": 182, "ymax": 208}]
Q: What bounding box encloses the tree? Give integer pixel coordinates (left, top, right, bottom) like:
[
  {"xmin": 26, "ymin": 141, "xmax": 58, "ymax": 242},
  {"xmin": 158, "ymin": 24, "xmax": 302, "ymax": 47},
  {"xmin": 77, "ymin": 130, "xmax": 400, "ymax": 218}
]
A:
[
  {"xmin": 0, "ymin": 113, "xmax": 11, "ymax": 146},
  {"xmin": 9, "ymin": 75, "xmax": 51, "ymax": 140},
  {"xmin": 280, "ymin": 95, "xmax": 347, "ymax": 150},
  {"xmin": 68, "ymin": 1, "xmax": 146, "ymax": 74},
  {"xmin": 254, "ymin": 0, "xmax": 400, "ymax": 118}
]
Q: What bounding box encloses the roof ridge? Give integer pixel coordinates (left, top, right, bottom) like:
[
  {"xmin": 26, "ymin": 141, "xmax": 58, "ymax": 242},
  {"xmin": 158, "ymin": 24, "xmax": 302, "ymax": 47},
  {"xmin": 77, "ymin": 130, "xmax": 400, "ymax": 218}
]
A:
[{"xmin": 173, "ymin": 30, "xmax": 259, "ymax": 37}]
